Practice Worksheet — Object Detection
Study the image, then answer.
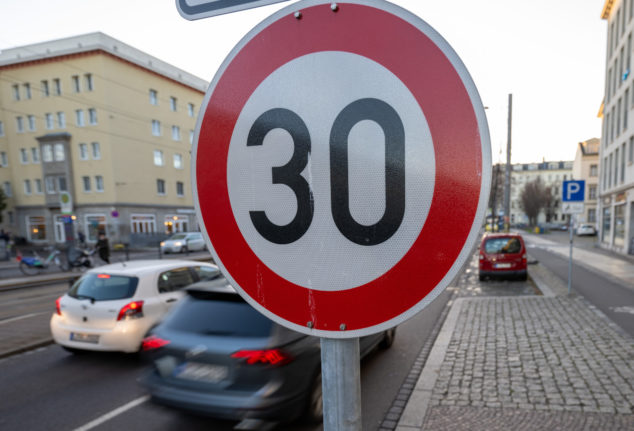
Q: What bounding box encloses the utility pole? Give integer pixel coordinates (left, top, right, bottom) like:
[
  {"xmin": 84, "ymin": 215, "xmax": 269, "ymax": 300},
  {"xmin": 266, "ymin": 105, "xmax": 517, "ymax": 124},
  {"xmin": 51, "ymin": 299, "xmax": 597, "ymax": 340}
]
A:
[{"xmin": 503, "ymin": 93, "xmax": 512, "ymax": 231}]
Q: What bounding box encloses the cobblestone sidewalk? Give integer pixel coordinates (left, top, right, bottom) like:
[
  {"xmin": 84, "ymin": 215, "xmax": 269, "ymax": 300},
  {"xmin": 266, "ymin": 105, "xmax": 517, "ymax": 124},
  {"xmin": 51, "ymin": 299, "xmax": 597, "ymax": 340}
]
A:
[{"xmin": 420, "ymin": 296, "xmax": 634, "ymax": 429}]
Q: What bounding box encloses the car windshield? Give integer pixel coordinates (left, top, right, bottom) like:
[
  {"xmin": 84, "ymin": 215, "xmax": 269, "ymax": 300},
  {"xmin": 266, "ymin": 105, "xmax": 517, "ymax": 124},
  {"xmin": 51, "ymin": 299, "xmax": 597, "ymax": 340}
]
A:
[
  {"xmin": 165, "ymin": 292, "xmax": 273, "ymax": 338},
  {"xmin": 169, "ymin": 234, "xmax": 187, "ymax": 240},
  {"xmin": 484, "ymin": 237, "xmax": 522, "ymax": 254},
  {"xmin": 69, "ymin": 274, "xmax": 139, "ymax": 301}
]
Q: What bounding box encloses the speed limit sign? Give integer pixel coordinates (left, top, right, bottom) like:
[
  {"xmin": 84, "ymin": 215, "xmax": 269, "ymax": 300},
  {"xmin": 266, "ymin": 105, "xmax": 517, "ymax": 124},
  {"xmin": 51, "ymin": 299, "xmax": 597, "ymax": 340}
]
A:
[{"xmin": 193, "ymin": 0, "xmax": 491, "ymax": 338}]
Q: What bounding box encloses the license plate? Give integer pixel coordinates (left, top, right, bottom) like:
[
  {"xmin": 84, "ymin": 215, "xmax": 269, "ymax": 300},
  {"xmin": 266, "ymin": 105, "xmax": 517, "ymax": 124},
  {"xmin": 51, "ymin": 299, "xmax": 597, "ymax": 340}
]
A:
[
  {"xmin": 176, "ymin": 362, "xmax": 228, "ymax": 383},
  {"xmin": 494, "ymin": 263, "xmax": 512, "ymax": 269},
  {"xmin": 70, "ymin": 332, "xmax": 100, "ymax": 344}
]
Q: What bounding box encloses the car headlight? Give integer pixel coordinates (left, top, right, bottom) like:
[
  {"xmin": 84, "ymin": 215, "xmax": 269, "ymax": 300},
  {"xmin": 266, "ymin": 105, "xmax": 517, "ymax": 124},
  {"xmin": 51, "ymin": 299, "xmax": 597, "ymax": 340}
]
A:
[
  {"xmin": 160, "ymin": 241, "xmax": 165, "ymax": 247},
  {"xmin": 174, "ymin": 241, "xmax": 182, "ymax": 246}
]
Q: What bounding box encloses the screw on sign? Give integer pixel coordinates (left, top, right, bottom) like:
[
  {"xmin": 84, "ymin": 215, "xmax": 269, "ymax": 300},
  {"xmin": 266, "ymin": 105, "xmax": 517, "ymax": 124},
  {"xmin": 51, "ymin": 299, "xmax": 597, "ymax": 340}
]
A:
[{"xmin": 193, "ymin": 0, "xmax": 491, "ymax": 338}]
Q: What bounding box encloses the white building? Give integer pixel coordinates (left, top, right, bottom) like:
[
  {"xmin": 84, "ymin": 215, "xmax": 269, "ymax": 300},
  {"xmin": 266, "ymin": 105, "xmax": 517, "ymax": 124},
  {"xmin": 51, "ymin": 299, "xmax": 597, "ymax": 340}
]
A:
[
  {"xmin": 600, "ymin": 1, "xmax": 634, "ymax": 255},
  {"xmin": 572, "ymin": 138, "xmax": 600, "ymax": 225}
]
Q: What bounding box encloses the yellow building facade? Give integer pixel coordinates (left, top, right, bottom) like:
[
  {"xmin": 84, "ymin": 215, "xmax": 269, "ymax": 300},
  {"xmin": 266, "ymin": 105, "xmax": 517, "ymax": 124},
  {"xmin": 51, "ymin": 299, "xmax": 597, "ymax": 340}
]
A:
[{"xmin": 0, "ymin": 33, "xmax": 207, "ymax": 246}]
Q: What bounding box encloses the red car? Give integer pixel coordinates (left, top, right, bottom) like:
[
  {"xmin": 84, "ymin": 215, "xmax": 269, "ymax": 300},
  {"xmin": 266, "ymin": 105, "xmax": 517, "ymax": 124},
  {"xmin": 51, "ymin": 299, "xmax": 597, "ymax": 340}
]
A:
[{"xmin": 478, "ymin": 233, "xmax": 527, "ymax": 281}]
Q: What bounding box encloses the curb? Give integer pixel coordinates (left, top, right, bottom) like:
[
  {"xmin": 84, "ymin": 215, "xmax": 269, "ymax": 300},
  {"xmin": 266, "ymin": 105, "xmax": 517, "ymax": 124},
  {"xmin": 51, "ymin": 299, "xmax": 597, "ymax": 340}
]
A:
[
  {"xmin": 0, "ymin": 339, "xmax": 54, "ymax": 360},
  {"xmin": 395, "ymin": 297, "xmax": 465, "ymax": 430}
]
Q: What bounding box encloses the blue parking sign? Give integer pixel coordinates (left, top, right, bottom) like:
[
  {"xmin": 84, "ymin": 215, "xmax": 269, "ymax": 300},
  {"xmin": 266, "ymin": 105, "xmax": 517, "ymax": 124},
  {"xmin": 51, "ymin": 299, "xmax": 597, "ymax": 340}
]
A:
[{"xmin": 562, "ymin": 180, "xmax": 585, "ymax": 202}]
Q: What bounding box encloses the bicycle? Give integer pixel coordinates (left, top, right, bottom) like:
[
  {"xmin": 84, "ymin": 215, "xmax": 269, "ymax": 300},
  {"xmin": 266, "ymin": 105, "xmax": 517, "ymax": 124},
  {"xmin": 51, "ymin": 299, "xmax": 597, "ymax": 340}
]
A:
[{"xmin": 18, "ymin": 247, "xmax": 69, "ymax": 275}]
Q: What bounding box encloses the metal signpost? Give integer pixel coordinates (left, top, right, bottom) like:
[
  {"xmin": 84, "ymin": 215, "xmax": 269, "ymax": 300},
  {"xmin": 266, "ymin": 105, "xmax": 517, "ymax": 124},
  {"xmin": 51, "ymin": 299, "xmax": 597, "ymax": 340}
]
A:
[
  {"xmin": 190, "ymin": 1, "xmax": 491, "ymax": 429},
  {"xmin": 175, "ymin": 0, "xmax": 292, "ymax": 20},
  {"xmin": 562, "ymin": 180, "xmax": 585, "ymax": 294}
]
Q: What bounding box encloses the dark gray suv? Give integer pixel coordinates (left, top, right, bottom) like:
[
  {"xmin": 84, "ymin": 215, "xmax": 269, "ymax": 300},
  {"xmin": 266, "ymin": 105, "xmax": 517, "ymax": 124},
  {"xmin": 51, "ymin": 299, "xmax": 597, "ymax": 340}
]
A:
[{"xmin": 140, "ymin": 274, "xmax": 396, "ymax": 424}]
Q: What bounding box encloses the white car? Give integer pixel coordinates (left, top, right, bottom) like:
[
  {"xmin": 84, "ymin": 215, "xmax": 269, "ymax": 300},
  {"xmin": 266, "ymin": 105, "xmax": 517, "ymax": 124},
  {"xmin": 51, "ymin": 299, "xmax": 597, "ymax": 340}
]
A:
[
  {"xmin": 576, "ymin": 224, "xmax": 597, "ymax": 236},
  {"xmin": 50, "ymin": 260, "xmax": 220, "ymax": 353},
  {"xmin": 160, "ymin": 232, "xmax": 206, "ymax": 254}
]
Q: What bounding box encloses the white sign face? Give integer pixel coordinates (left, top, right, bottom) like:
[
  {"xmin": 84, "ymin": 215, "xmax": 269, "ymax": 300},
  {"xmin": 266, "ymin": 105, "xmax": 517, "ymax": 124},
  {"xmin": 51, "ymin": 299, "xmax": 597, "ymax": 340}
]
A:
[
  {"xmin": 175, "ymin": 0, "xmax": 291, "ymax": 20},
  {"xmin": 562, "ymin": 202, "xmax": 584, "ymax": 214}
]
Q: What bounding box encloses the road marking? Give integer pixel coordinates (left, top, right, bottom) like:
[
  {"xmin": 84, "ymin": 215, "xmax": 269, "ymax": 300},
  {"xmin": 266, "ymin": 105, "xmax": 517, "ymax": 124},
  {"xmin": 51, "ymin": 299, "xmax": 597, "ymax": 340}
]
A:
[
  {"xmin": 0, "ymin": 312, "xmax": 48, "ymax": 325},
  {"xmin": 72, "ymin": 395, "xmax": 150, "ymax": 431}
]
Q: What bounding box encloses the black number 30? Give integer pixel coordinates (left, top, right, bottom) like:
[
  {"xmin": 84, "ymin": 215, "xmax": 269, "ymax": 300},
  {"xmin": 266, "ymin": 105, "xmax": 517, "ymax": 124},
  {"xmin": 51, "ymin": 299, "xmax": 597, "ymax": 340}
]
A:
[{"xmin": 247, "ymin": 98, "xmax": 405, "ymax": 246}]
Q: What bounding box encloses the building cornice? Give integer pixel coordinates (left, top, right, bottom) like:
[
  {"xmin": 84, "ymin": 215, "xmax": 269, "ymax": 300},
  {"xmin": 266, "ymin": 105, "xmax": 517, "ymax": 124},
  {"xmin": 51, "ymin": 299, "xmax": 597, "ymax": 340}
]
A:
[{"xmin": 601, "ymin": 0, "xmax": 615, "ymax": 19}]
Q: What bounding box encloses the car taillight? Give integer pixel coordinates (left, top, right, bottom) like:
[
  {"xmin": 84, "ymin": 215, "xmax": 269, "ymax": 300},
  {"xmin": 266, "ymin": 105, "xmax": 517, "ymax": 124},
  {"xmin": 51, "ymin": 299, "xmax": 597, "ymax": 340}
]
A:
[
  {"xmin": 231, "ymin": 349, "xmax": 293, "ymax": 366},
  {"xmin": 117, "ymin": 300, "xmax": 144, "ymax": 321},
  {"xmin": 55, "ymin": 296, "xmax": 62, "ymax": 316},
  {"xmin": 142, "ymin": 335, "xmax": 170, "ymax": 351}
]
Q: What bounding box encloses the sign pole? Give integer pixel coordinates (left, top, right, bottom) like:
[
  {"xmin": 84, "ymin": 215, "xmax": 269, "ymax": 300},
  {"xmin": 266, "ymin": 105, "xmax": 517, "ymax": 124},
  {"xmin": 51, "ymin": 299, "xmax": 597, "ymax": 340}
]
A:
[
  {"xmin": 568, "ymin": 214, "xmax": 574, "ymax": 294},
  {"xmin": 321, "ymin": 337, "xmax": 361, "ymax": 431}
]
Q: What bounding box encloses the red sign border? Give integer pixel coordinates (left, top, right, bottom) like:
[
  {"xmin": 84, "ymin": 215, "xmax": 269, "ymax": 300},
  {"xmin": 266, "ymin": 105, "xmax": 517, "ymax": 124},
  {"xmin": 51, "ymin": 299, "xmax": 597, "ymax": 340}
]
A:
[{"xmin": 194, "ymin": 0, "xmax": 490, "ymax": 337}]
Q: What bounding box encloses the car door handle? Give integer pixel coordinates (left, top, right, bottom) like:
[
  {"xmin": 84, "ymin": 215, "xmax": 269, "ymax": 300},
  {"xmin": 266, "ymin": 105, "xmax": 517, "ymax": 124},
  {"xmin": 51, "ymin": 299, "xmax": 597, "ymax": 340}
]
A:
[{"xmin": 166, "ymin": 298, "xmax": 178, "ymax": 303}]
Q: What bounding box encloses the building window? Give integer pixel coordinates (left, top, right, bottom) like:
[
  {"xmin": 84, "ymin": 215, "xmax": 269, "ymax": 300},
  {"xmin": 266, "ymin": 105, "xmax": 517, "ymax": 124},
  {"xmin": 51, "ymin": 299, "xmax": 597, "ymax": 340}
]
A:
[
  {"xmin": 88, "ymin": 108, "xmax": 97, "ymax": 125},
  {"xmin": 57, "ymin": 112, "xmax": 66, "ymax": 129},
  {"xmin": 171, "ymin": 125, "xmax": 180, "ymax": 141},
  {"xmin": 152, "ymin": 119, "xmax": 161, "ymax": 136},
  {"xmin": 3, "ymin": 181, "xmax": 12, "ymax": 197},
  {"xmin": 630, "ymin": 137, "xmax": 634, "ymax": 163},
  {"xmin": 0, "ymin": 121, "xmax": 4, "ymax": 136},
  {"xmin": 176, "ymin": 181, "xmax": 184, "ymax": 197},
  {"xmin": 189, "ymin": 130, "xmax": 194, "ymax": 145},
  {"xmin": 602, "ymin": 207, "xmax": 611, "ymax": 242},
  {"xmin": 85, "ymin": 74, "xmax": 94, "ymax": 91},
  {"xmin": 621, "ymin": 143, "xmax": 626, "ymax": 184},
  {"xmin": 157, "ymin": 179, "xmax": 166, "ymax": 195},
  {"xmin": 12, "ymin": 84, "xmax": 20, "ymax": 101},
  {"xmin": 164, "ymin": 215, "xmax": 189, "ymax": 234},
  {"xmin": 23, "ymin": 83, "xmax": 31, "ymax": 99},
  {"xmin": 79, "ymin": 143, "xmax": 88, "ymax": 160},
  {"xmin": 27, "ymin": 115, "xmax": 36, "ymax": 131},
  {"xmin": 54, "ymin": 143, "xmax": 65, "ymax": 162},
  {"xmin": 35, "ymin": 179, "xmax": 42, "ymax": 194},
  {"xmin": 42, "ymin": 144, "xmax": 53, "ymax": 162},
  {"xmin": 95, "ymin": 175, "xmax": 104, "ymax": 192},
  {"xmin": 3, "ymin": 181, "xmax": 11, "ymax": 197},
  {"xmin": 614, "ymin": 204, "xmax": 625, "ymax": 246},
  {"xmin": 170, "ymin": 96, "xmax": 177, "ymax": 112},
  {"xmin": 173, "ymin": 153, "xmax": 183, "ymax": 169},
  {"xmin": 41, "ymin": 80, "xmax": 49, "ymax": 97},
  {"xmin": 75, "ymin": 109, "xmax": 85, "ymax": 127},
  {"xmin": 45, "ymin": 176, "xmax": 56, "ymax": 194},
  {"xmin": 85, "ymin": 214, "xmax": 106, "ymax": 242},
  {"xmin": 82, "ymin": 176, "xmax": 91, "ymax": 192},
  {"xmin": 31, "ymin": 147, "xmax": 40, "ymax": 163},
  {"xmin": 58, "ymin": 176, "xmax": 68, "ymax": 192},
  {"xmin": 27, "ymin": 216, "xmax": 46, "ymax": 241},
  {"xmin": 53, "ymin": 78, "xmax": 61, "ymax": 95},
  {"xmin": 72, "ymin": 75, "xmax": 80, "ymax": 92},
  {"xmin": 588, "ymin": 184, "xmax": 597, "ymax": 200},
  {"xmin": 91, "ymin": 142, "xmax": 101, "ymax": 159},
  {"xmin": 16, "ymin": 116, "xmax": 24, "ymax": 133},
  {"xmin": 45, "ymin": 113, "xmax": 54, "ymax": 130},
  {"xmin": 589, "ymin": 164, "xmax": 598, "ymax": 177},
  {"xmin": 20, "ymin": 148, "xmax": 29, "ymax": 164},
  {"xmin": 131, "ymin": 214, "xmax": 156, "ymax": 233},
  {"xmin": 149, "ymin": 89, "xmax": 158, "ymax": 105},
  {"xmin": 0, "ymin": 152, "xmax": 7, "ymax": 167},
  {"xmin": 154, "ymin": 150, "xmax": 164, "ymax": 166},
  {"xmin": 24, "ymin": 180, "xmax": 32, "ymax": 195}
]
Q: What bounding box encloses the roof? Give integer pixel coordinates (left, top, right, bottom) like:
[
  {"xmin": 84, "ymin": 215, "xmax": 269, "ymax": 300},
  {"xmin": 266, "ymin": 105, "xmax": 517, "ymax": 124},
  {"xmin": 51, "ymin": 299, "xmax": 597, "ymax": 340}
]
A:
[
  {"xmin": 0, "ymin": 32, "xmax": 208, "ymax": 93},
  {"xmin": 578, "ymin": 138, "xmax": 600, "ymax": 156},
  {"xmin": 86, "ymin": 259, "xmax": 216, "ymax": 276}
]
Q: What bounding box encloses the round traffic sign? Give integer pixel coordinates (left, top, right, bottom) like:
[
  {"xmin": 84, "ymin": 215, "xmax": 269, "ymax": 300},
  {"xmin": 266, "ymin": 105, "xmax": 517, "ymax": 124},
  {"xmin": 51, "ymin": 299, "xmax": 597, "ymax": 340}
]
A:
[{"xmin": 193, "ymin": 0, "xmax": 491, "ymax": 338}]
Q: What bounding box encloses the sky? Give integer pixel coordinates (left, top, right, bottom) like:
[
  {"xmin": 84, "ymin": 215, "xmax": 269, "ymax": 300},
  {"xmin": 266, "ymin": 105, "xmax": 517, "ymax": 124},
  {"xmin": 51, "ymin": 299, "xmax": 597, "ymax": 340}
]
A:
[{"xmin": 0, "ymin": 0, "xmax": 607, "ymax": 164}]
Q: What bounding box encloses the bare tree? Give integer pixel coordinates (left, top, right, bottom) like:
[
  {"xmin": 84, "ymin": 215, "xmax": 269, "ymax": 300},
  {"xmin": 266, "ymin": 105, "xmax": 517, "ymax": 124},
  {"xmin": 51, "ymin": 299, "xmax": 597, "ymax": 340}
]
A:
[
  {"xmin": 519, "ymin": 177, "xmax": 550, "ymax": 226},
  {"xmin": 487, "ymin": 164, "xmax": 505, "ymax": 229}
]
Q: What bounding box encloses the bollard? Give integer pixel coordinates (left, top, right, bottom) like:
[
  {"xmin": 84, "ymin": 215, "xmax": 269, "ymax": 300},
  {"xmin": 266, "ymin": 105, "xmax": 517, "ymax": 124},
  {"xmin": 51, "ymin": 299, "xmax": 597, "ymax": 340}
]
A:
[
  {"xmin": 158, "ymin": 242, "xmax": 162, "ymax": 259},
  {"xmin": 124, "ymin": 243, "xmax": 130, "ymax": 261}
]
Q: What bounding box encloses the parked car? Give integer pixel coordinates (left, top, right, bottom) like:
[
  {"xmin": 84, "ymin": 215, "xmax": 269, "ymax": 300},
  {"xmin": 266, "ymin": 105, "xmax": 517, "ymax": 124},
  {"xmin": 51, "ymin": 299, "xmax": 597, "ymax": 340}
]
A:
[
  {"xmin": 140, "ymin": 276, "xmax": 397, "ymax": 424},
  {"xmin": 576, "ymin": 223, "xmax": 597, "ymax": 236},
  {"xmin": 50, "ymin": 260, "xmax": 220, "ymax": 353},
  {"xmin": 478, "ymin": 233, "xmax": 527, "ymax": 281},
  {"xmin": 160, "ymin": 232, "xmax": 206, "ymax": 254}
]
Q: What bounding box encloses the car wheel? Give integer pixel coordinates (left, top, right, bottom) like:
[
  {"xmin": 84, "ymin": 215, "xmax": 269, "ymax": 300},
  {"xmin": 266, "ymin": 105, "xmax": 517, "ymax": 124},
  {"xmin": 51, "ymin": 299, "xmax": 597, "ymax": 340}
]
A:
[
  {"xmin": 304, "ymin": 371, "xmax": 323, "ymax": 424},
  {"xmin": 518, "ymin": 272, "xmax": 528, "ymax": 281},
  {"xmin": 19, "ymin": 261, "xmax": 40, "ymax": 276},
  {"xmin": 479, "ymin": 274, "xmax": 485, "ymax": 282},
  {"xmin": 379, "ymin": 328, "xmax": 396, "ymax": 349}
]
